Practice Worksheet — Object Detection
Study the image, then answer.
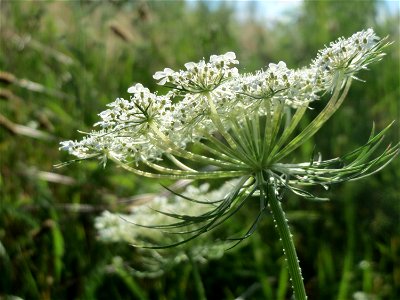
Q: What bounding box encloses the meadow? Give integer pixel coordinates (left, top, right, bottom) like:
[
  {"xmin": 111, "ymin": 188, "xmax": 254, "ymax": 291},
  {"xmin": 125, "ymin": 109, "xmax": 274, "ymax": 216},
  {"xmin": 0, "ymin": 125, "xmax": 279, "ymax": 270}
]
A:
[{"xmin": 0, "ymin": 1, "xmax": 399, "ymax": 299}]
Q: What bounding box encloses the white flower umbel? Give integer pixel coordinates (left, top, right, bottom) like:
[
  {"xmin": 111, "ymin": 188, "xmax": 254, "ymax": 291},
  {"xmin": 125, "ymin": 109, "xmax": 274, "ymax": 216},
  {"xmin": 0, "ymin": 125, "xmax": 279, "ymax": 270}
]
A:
[
  {"xmin": 95, "ymin": 181, "xmax": 238, "ymax": 278},
  {"xmin": 59, "ymin": 29, "xmax": 398, "ymax": 300},
  {"xmin": 153, "ymin": 52, "xmax": 238, "ymax": 92},
  {"xmin": 311, "ymin": 28, "xmax": 386, "ymax": 90}
]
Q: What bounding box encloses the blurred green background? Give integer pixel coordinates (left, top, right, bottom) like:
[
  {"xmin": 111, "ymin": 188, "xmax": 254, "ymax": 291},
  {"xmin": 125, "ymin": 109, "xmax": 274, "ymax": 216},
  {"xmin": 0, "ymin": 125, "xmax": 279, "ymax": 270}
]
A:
[{"xmin": 0, "ymin": 0, "xmax": 399, "ymax": 299}]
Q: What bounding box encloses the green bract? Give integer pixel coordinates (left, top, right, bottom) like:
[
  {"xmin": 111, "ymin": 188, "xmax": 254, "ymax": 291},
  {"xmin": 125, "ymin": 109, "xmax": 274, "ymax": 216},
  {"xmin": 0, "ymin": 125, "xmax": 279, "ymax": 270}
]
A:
[{"xmin": 95, "ymin": 181, "xmax": 238, "ymax": 278}]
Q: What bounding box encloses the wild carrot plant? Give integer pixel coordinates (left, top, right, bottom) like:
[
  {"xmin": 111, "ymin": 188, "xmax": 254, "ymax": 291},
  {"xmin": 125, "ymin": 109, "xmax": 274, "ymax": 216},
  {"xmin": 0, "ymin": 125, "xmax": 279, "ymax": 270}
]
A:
[{"xmin": 59, "ymin": 29, "xmax": 398, "ymax": 299}]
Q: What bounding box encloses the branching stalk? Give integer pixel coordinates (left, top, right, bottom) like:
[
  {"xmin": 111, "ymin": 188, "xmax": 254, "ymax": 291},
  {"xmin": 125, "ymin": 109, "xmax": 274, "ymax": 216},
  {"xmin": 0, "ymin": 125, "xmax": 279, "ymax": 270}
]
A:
[{"xmin": 205, "ymin": 92, "xmax": 238, "ymax": 149}]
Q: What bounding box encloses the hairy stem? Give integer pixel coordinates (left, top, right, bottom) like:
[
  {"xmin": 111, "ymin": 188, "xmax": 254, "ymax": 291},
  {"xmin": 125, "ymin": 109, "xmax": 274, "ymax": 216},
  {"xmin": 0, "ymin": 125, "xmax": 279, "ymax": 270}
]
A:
[{"xmin": 259, "ymin": 173, "xmax": 307, "ymax": 300}]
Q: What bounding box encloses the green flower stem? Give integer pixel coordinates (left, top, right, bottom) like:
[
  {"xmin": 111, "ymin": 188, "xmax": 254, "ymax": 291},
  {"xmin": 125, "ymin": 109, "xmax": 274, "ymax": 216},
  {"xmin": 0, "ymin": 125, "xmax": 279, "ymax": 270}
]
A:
[
  {"xmin": 205, "ymin": 92, "xmax": 238, "ymax": 149},
  {"xmin": 110, "ymin": 155, "xmax": 248, "ymax": 180},
  {"xmin": 188, "ymin": 253, "xmax": 207, "ymax": 300},
  {"xmin": 272, "ymin": 75, "xmax": 352, "ymax": 163},
  {"xmin": 263, "ymin": 176, "xmax": 307, "ymax": 300},
  {"xmin": 148, "ymin": 122, "xmax": 240, "ymax": 169}
]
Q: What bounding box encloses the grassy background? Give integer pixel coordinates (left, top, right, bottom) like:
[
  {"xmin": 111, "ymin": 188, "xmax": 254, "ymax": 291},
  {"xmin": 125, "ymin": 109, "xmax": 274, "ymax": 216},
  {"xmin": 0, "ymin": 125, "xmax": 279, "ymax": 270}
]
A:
[{"xmin": 0, "ymin": 0, "xmax": 399, "ymax": 299}]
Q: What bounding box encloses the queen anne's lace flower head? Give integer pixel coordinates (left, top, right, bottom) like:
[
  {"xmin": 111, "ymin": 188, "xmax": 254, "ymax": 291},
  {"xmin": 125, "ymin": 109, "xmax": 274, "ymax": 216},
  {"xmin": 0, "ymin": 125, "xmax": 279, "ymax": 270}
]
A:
[
  {"xmin": 95, "ymin": 180, "xmax": 239, "ymax": 244},
  {"xmin": 60, "ymin": 29, "xmax": 390, "ymax": 172},
  {"xmin": 153, "ymin": 51, "xmax": 239, "ymax": 93},
  {"xmin": 95, "ymin": 83, "xmax": 173, "ymax": 131},
  {"xmin": 59, "ymin": 28, "xmax": 392, "ymax": 186},
  {"xmin": 150, "ymin": 52, "xmax": 242, "ymax": 145},
  {"xmin": 311, "ymin": 28, "xmax": 386, "ymax": 89},
  {"xmin": 95, "ymin": 181, "xmax": 239, "ymax": 277},
  {"xmin": 238, "ymin": 61, "xmax": 323, "ymax": 108}
]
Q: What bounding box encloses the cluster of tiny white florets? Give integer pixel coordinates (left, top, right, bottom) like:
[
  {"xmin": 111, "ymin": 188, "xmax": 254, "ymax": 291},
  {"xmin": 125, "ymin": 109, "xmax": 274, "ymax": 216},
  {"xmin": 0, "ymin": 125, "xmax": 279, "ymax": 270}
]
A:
[
  {"xmin": 237, "ymin": 62, "xmax": 324, "ymax": 110},
  {"xmin": 311, "ymin": 28, "xmax": 383, "ymax": 89},
  {"xmin": 60, "ymin": 29, "xmax": 386, "ymax": 167},
  {"xmin": 60, "ymin": 129, "xmax": 117, "ymax": 161},
  {"xmin": 153, "ymin": 51, "xmax": 239, "ymax": 92},
  {"xmin": 94, "ymin": 84, "xmax": 172, "ymax": 131}
]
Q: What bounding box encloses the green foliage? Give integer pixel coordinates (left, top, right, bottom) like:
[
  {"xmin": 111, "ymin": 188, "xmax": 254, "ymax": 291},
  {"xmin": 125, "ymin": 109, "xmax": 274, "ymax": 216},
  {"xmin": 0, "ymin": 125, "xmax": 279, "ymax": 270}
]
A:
[{"xmin": 0, "ymin": 1, "xmax": 398, "ymax": 299}]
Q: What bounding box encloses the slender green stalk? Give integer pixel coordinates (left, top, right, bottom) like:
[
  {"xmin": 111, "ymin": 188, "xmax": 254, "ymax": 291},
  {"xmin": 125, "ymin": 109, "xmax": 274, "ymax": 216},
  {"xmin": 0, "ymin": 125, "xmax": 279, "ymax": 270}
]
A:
[
  {"xmin": 260, "ymin": 173, "xmax": 307, "ymax": 300},
  {"xmin": 252, "ymin": 232, "xmax": 274, "ymax": 299},
  {"xmin": 188, "ymin": 253, "xmax": 207, "ymax": 300},
  {"xmin": 205, "ymin": 92, "xmax": 238, "ymax": 149}
]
